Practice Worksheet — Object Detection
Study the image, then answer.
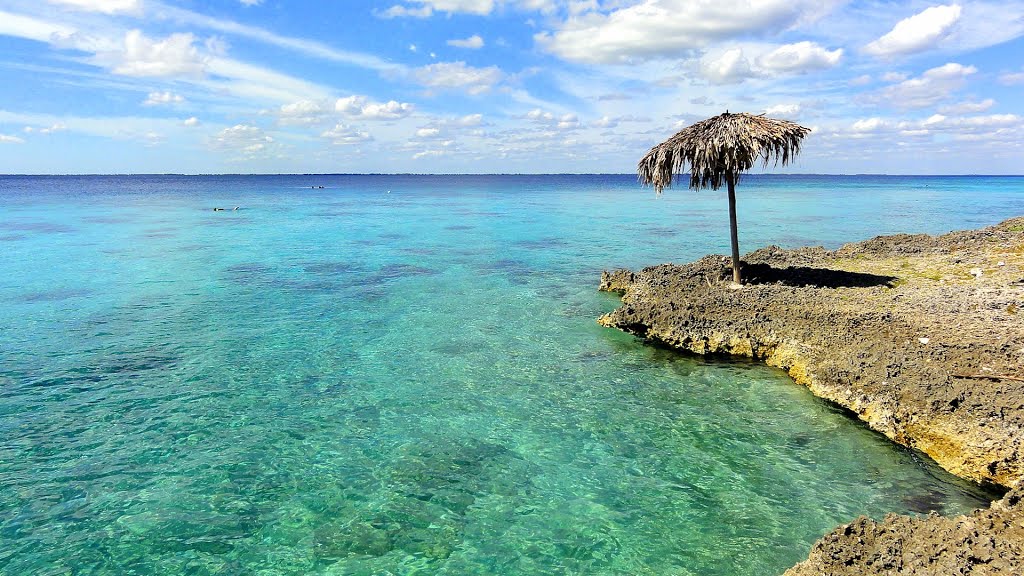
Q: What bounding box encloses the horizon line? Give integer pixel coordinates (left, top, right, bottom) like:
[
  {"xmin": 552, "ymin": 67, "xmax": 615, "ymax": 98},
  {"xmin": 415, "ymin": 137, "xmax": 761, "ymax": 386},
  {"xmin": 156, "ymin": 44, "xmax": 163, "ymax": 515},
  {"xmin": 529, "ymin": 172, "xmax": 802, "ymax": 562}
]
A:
[{"xmin": 2, "ymin": 173, "xmax": 1023, "ymax": 177}]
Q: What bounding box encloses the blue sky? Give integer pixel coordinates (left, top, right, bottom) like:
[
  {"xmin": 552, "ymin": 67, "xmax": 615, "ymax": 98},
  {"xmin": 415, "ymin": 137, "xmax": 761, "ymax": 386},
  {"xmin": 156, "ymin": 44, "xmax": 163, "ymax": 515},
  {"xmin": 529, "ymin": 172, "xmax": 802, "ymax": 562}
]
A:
[{"xmin": 0, "ymin": 0, "xmax": 1022, "ymax": 174}]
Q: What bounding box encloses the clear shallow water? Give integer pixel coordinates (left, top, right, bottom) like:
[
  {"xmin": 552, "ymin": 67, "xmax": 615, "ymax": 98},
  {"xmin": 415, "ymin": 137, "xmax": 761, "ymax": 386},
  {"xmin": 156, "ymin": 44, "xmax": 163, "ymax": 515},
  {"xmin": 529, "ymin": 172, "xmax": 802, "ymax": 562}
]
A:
[{"xmin": 1, "ymin": 174, "xmax": 1021, "ymax": 575}]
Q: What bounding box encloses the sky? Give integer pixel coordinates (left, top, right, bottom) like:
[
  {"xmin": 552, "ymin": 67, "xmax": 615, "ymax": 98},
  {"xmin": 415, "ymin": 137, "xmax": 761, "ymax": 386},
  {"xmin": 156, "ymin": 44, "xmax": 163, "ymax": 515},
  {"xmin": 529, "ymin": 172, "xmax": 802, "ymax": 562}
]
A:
[{"xmin": 0, "ymin": 0, "xmax": 1022, "ymax": 174}]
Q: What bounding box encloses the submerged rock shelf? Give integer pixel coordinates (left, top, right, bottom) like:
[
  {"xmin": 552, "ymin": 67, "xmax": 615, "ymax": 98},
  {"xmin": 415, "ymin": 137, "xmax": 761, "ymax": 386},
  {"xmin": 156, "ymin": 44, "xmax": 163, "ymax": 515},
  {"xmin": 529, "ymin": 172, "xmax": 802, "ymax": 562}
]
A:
[{"xmin": 598, "ymin": 216, "xmax": 1024, "ymax": 575}]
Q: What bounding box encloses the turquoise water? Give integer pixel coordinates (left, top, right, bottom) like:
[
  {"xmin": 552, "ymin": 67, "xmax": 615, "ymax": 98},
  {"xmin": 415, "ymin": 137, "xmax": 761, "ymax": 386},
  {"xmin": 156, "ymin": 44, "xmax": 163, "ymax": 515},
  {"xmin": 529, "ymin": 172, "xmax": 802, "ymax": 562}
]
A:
[{"xmin": 1, "ymin": 174, "xmax": 1021, "ymax": 575}]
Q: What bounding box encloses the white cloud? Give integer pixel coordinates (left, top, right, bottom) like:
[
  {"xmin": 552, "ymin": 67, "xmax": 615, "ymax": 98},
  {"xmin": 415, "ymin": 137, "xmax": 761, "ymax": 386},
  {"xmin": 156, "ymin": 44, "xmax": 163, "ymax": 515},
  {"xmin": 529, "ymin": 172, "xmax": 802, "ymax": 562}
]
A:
[
  {"xmin": 204, "ymin": 57, "xmax": 333, "ymax": 103},
  {"xmin": 143, "ymin": 91, "xmax": 186, "ymax": 106},
  {"xmin": 523, "ymin": 109, "xmax": 580, "ymax": 131},
  {"xmin": 757, "ymin": 41, "xmax": 842, "ymax": 73},
  {"xmin": 700, "ymin": 48, "xmax": 753, "ymax": 84},
  {"xmin": 271, "ymin": 99, "xmax": 330, "ymax": 125},
  {"xmin": 335, "ymin": 96, "xmax": 415, "ymax": 120},
  {"xmin": 416, "ymin": 127, "xmax": 442, "ymax": 138},
  {"xmin": 382, "ymin": 0, "xmax": 494, "ymax": 18},
  {"xmin": 24, "ymin": 123, "xmax": 69, "ymax": 135},
  {"xmin": 851, "ymin": 117, "xmax": 890, "ymax": 133},
  {"xmin": 882, "ymin": 71, "xmax": 908, "ymax": 82},
  {"xmin": 380, "ymin": 0, "xmax": 552, "ymax": 18},
  {"xmin": 412, "ymin": 61, "xmax": 502, "ymax": 94},
  {"xmin": 875, "ymin": 62, "xmax": 976, "ymax": 109},
  {"xmin": 1000, "ymin": 71, "xmax": 1024, "ymax": 85},
  {"xmin": 210, "ymin": 124, "xmax": 274, "ymax": 156},
  {"xmin": 0, "ymin": 11, "xmax": 77, "ymax": 44},
  {"xmin": 321, "ymin": 123, "xmax": 372, "ymax": 145},
  {"xmin": 105, "ymin": 30, "xmax": 207, "ymax": 78},
  {"xmin": 536, "ymin": 0, "xmax": 824, "ymax": 64},
  {"xmin": 157, "ymin": 4, "xmax": 407, "ymax": 75},
  {"xmin": 381, "ymin": 4, "xmax": 434, "ymax": 18},
  {"xmin": 764, "ymin": 104, "xmax": 801, "ymax": 117},
  {"xmin": 183, "ymin": 116, "xmax": 200, "ymax": 126},
  {"xmin": 448, "ymin": 34, "xmax": 485, "ymax": 49},
  {"xmin": 40, "ymin": 123, "xmax": 67, "ymax": 134},
  {"xmin": 453, "ymin": 113, "xmax": 483, "ymax": 127},
  {"xmin": 593, "ymin": 114, "xmax": 650, "ymax": 128},
  {"xmin": 413, "ymin": 149, "xmax": 448, "ymax": 159},
  {"xmin": 240, "ymin": 0, "xmax": 262, "ymax": 5},
  {"xmin": 48, "ymin": 0, "xmax": 140, "ymax": 14},
  {"xmin": 849, "ymin": 74, "xmax": 872, "ymax": 86},
  {"xmin": 865, "ymin": 4, "xmax": 962, "ymax": 57},
  {"xmin": 938, "ymin": 99, "xmax": 994, "ymax": 114},
  {"xmin": 0, "ymin": 134, "xmax": 25, "ymax": 144}
]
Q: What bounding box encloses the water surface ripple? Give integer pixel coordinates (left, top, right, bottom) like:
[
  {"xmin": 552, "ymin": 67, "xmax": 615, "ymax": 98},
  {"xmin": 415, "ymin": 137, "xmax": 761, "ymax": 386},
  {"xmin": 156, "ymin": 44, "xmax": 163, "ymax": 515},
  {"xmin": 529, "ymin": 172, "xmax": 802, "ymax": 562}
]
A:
[{"xmin": 2, "ymin": 175, "xmax": 1020, "ymax": 575}]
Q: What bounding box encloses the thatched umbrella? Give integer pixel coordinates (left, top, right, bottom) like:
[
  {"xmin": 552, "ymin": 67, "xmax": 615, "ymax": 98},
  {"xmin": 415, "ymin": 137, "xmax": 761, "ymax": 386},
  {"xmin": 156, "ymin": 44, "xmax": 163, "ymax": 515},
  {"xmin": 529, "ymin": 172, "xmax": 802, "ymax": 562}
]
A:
[{"xmin": 638, "ymin": 111, "xmax": 810, "ymax": 284}]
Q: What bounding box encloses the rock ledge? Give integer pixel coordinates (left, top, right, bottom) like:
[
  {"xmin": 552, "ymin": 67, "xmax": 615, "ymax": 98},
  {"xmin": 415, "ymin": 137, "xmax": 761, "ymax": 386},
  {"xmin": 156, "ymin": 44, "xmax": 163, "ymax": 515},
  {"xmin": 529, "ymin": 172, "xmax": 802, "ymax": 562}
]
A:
[{"xmin": 599, "ymin": 217, "xmax": 1024, "ymax": 575}]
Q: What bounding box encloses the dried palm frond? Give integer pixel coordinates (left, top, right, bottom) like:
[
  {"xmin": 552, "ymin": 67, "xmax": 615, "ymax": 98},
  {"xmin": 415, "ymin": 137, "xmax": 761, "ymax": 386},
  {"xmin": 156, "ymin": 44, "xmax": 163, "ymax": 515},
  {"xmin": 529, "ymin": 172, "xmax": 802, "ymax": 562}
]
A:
[{"xmin": 638, "ymin": 112, "xmax": 810, "ymax": 193}]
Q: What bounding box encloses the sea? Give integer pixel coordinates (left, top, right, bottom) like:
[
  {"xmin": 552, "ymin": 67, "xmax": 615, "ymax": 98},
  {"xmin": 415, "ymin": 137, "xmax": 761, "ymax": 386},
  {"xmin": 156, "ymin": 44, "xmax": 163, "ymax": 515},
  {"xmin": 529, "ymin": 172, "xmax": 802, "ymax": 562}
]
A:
[{"xmin": 1, "ymin": 174, "xmax": 1022, "ymax": 576}]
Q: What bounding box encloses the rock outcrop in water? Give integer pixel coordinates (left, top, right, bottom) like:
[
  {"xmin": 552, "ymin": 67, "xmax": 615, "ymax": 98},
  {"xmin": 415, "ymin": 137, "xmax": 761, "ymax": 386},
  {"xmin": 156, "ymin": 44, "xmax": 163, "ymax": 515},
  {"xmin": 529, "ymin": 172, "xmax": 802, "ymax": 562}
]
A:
[{"xmin": 598, "ymin": 216, "xmax": 1024, "ymax": 575}]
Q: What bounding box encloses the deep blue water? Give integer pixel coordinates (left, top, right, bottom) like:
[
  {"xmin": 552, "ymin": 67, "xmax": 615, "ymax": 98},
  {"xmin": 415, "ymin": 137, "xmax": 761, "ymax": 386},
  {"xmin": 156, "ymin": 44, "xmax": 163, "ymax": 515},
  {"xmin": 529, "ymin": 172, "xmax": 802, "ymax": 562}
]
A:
[{"xmin": 1, "ymin": 174, "xmax": 1021, "ymax": 575}]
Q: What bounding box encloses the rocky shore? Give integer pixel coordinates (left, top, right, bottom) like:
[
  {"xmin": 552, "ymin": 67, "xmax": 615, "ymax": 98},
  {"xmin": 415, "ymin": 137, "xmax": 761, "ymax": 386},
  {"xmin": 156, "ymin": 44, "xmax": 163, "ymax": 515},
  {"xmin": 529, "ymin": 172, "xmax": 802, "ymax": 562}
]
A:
[{"xmin": 598, "ymin": 216, "xmax": 1024, "ymax": 575}]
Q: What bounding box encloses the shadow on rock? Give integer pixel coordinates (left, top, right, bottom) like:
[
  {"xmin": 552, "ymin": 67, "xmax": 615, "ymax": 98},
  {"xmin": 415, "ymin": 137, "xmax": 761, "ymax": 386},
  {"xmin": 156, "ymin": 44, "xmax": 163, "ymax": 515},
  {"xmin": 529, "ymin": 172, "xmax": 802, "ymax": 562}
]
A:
[{"xmin": 742, "ymin": 263, "xmax": 897, "ymax": 288}]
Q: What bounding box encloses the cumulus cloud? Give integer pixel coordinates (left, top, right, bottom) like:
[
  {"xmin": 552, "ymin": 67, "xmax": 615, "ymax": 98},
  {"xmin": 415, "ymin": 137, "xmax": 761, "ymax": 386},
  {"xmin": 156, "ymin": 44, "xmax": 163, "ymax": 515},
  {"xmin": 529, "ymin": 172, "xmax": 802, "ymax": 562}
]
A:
[
  {"xmin": 864, "ymin": 4, "xmax": 962, "ymax": 57},
  {"xmin": 0, "ymin": 134, "xmax": 25, "ymax": 144},
  {"xmin": 938, "ymin": 99, "xmax": 994, "ymax": 114},
  {"xmin": 321, "ymin": 123, "xmax": 372, "ymax": 145},
  {"xmin": 268, "ymin": 99, "xmax": 331, "ymax": 125},
  {"xmin": 834, "ymin": 111, "xmax": 1022, "ymax": 145},
  {"xmin": 875, "ymin": 62, "xmax": 976, "ymax": 108},
  {"xmin": 849, "ymin": 74, "xmax": 872, "ymax": 86},
  {"xmin": 335, "ymin": 96, "xmax": 415, "ymax": 120},
  {"xmin": 757, "ymin": 41, "xmax": 842, "ymax": 73},
  {"xmin": 850, "ymin": 117, "xmax": 891, "ymax": 133},
  {"xmin": 210, "ymin": 124, "xmax": 274, "ymax": 156},
  {"xmin": 48, "ymin": 0, "xmax": 140, "ymax": 14},
  {"xmin": 412, "ymin": 61, "xmax": 502, "ymax": 94},
  {"xmin": 700, "ymin": 48, "xmax": 754, "ymax": 84},
  {"xmin": 536, "ymin": 0, "xmax": 822, "ymax": 64},
  {"xmin": 143, "ymin": 91, "xmax": 186, "ymax": 106},
  {"xmin": 182, "ymin": 116, "xmax": 200, "ymax": 126},
  {"xmin": 523, "ymin": 109, "xmax": 580, "ymax": 131},
  {"xmin": 106, "ymin": 30, "xmax": 207, "ymax": 78},
  {"xmin": 448, "ymin": 35, "xmax": 485, "ymax": 49},
  {"xmin": 239, "ymin": 0, "xmax": 262, "ymax": 5},
  {"xmin": 764, "ymin": 104, "xmax": 801, "ymax": 117}
]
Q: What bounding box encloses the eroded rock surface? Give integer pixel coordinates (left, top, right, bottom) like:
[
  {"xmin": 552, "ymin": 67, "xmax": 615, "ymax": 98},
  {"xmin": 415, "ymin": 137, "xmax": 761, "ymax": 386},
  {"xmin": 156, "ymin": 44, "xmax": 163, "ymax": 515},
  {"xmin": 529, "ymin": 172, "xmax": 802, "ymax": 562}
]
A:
[
  {"xmin": 784, "ymin": 488, "xmax": 1024, "ymax": 576},
  {"xmin": 599, "ymin": 217, "xmax": 1024, "ymax": 575}
]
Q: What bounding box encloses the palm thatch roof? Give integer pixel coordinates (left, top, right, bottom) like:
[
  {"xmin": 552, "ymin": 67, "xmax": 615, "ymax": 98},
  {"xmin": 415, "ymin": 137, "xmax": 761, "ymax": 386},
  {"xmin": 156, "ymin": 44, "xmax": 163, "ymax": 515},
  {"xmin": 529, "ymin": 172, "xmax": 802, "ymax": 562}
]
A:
[{"xmin": 638, "ymin": 112, "xmax": 811, "ymax": 193}]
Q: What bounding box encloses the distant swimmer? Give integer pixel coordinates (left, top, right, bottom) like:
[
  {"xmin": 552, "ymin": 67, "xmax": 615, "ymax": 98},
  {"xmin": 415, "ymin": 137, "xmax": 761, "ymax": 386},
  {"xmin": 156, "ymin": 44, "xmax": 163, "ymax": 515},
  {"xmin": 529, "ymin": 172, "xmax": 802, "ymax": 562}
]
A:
[
  {"xmin": 213, "ymin": 207, "xmax": 225, "ymax": 211},
  {"xmin": 233, "ymin": 206, "xmax": 239, "ymax": 210}
]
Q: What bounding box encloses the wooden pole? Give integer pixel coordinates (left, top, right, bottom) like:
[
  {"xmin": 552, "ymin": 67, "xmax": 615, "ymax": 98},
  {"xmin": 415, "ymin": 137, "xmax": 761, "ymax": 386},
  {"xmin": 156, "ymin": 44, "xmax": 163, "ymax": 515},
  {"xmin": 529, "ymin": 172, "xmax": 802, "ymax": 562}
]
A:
[{"xmin": 727, "ymin": 173, "xmax": 741, "ymax": 284}]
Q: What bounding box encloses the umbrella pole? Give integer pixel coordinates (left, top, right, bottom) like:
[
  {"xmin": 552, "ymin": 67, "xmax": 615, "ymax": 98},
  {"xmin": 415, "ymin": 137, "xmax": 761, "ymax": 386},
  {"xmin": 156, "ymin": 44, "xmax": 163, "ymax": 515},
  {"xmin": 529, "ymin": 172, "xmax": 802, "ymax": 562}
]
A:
[{"xmin": 727, "ymin": 174, "xmax": 741, "ymax": 284}]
